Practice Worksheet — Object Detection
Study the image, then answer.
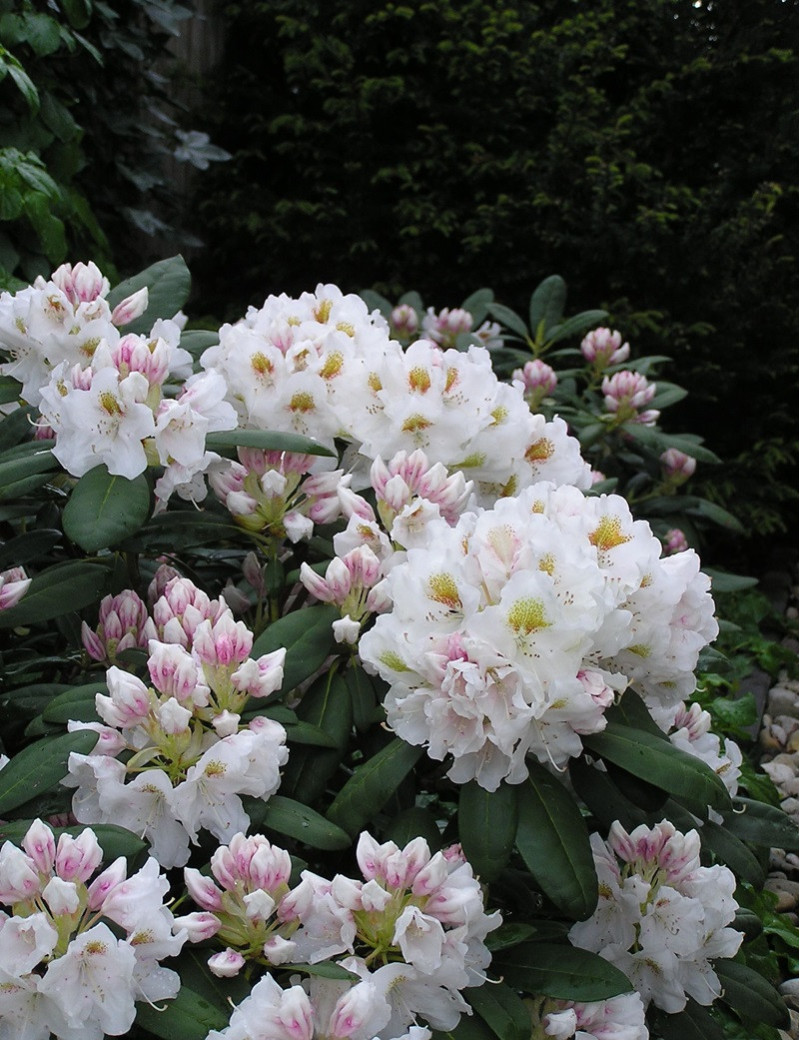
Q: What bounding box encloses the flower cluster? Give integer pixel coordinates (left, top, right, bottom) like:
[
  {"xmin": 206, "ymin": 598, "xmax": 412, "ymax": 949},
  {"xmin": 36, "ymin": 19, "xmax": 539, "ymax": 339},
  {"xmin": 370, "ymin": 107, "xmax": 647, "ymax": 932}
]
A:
[
  {"xmin": 359, "ymin": 482, "xmax": 718, "ymax": 790},
  {"xmin": 0, "ymin": 819, "xmax": 186, "ymax": 1039},
  {"xmin": 0, "ymin": 565, "xmax": 30, "ymax": 610},
  {"xmin": 528, "ymin": 992, "xmax": 648, "ymax": 1040},
  {"xmin": 186, "ymin": 831, "xmax": 501, "ymax": 1039},
  {"xmin": 65, "ymin": 577, "xmax": 288, "ymax": 866},
  {"xmin": 568, "ymin": 821, "xmax": 742, "ymax": 1012}
]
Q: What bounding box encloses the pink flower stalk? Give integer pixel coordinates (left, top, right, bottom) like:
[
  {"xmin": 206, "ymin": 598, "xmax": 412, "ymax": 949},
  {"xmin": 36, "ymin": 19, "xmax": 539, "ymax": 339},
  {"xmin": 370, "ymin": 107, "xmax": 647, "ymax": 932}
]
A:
[
  {"xmin": 0, "ymin": 566, "xmax": 31, "ymax": 610},
  {"xmin": 513, "ymin": 359, "xmax": 558, "ymax": 409},
  {"xmin": 663, "ymin": 527, "xmax": 689, "ymax": 555},
  {"xmin": 601, "ymin": 370, "xmax": 659, "ymax": 425},
  {"xmin": 81, "ymin": 589, "xmax": 156, "ymax": 663},
  {"xmin": 660, "ymin": 447, "xmax": 696, "ymax": 485},
  {"xmin": 581, "ymin": 327, "xmax": 631, "ymax": 368}
]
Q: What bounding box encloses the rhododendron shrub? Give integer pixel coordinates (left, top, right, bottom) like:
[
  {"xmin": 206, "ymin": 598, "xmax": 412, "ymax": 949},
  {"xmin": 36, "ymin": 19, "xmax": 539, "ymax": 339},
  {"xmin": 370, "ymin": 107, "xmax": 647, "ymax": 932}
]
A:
[{"xmin": 0, "ymin": 257, "xmax": 793, "ymax": 1040}]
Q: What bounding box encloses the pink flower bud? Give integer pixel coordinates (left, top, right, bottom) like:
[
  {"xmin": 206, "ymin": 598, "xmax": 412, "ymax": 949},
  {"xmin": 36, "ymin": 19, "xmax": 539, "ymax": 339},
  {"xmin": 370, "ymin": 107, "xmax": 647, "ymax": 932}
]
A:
[
  {"xmin": 184, "ymin": 866, "xmax": 224, "ymax": 910},
  {"xmin": 42, "ymin": 875, "xmax": 80, "ymax": 916},
  {"xmin": 390, "ymin": 303, "xmax": 419, "ymax": 338},
  {"xmin": 110, "ymin": 286, "xmax": 149, "ymax": 326},
  {"xmin": 173, "ymin": 911, "xmax": 222, "ymax": 943},
  {"xmin": 51, "ymin": 261, "xmax": 109, "ymax": 306},
  {"xmin": 21, "ymin": 819, "xmax": 56, "ymax": 875},
  {"xmin": 602, "ymin": 370, "xmax": 659, "ymax": 425},
  {"xmin": 193, "ymin": 613, "xmax": 253, "ymax": 668},
  {"xmin": 55, "ymin": 829, "xmax": 103, "ymax": 883},
  {"xmin": 581, "ymin": 327, "xmax": 630, "ymax": 367},
  {"xmin": 663, "ymin": 527, "xmax": 689, "ymax": 555},
  {"xmin": 0, "ymin": 567, "xmax": 31, "ymax": 611},
  {"xmin": 208, "ymin": 948, "xmax": 246, "ymax": 977},
  {"xmin": 231, "ymin": 648, "xmax": 286, "ymax": 699},
  {"xmin": 660, "ymin": 448, "xmax": 696, "ymax": 484},
  {"xmin": 148, "ymin": 640, "xmax": 201, "ymax": 701}
]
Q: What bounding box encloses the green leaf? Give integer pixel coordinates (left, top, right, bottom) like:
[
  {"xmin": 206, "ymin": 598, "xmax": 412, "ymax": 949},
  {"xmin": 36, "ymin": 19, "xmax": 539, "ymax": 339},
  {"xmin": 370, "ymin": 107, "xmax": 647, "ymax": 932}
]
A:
[
  {"xmin": 345, "ymin": 660, "xmax": 380, "ymax": 732},
  {"xmin": 650, "ymin": 381, "xmax": 689, "ymax": 409},
  {"xmin": 687, "ymin": 497, "xmax": 745, "ymax": 533},
  {"xmin": 621, "ymin": 425, "xmax": 721, "ymax": 464},
  {"xmin": 487, "ymin": 302, "xmax": 529, "ymax": 340},
  {"xmin": 0, "ymin": 560, "xmax": 109, "ymax": 628},
  {"xmin": 0, "ymin": 404, "xmax": 38, "ymax": 449},
  {"xmin": 0, "ymin": 444, "xmax": 58, "ymax": 499},
  {"xmin": 459, "ymin": 780, "xmax": 518, "ymax": 883},
  {"xmin": 42, "ymin": 681, "xmax": 107, "ymax": 724},
  {"xmin": 62, "ymin": 466, "xmax": 151, "ymax": 551},
  {"xmin": 106, "ymin": 256, "xmax": 191, "ymax": 336},
  {"xmin": 120, "ymin": 510, "xmax": 240, "ymax": 552},
  {"xmin": 653, "ymin": 998, "xmax": 727, "ymax": 1040},
  {"xmin": 569, "ymin": 756, "xmax": 649, "ymax": 832},
  {"xmin": 529, "ymin": 275, "xmax": 566, "ymax": 339},
  {"xmin": 431, "ymin": 1016, "xmax": 496, "ymax": 1040},
  {"xmin": 605, "ymin": 689, "xmax": 667, "ymax": 738},
  {"xmin": 699, "ymin": 817, "xmax": 766, "ymax": 886},
  {"xmin": 326, "ymin": 738, "xmax": 423, "ymax": 837},
  {"xmin": 719, "ymin": 797, "xmax": 799, "ymax": 850},
  {"xmin": 460, "ymin": 287, "xmax": 494, "ymax": 324},
  {"xmin": 249, "ymin": 794, "xmax": 351, "ymax": 850},
  {"xmin": 206, "ymin": 428, "xmax": 336, "ymax": 458},
  {"xmin": 545, "ymin": 309, "xmax": 609, "ymax": 346},
  {"xmin": 516, "ymin": 762, "xmax": 597, "ymax": 920},
  {"xmin": 134, "ymin": 984, "xmax": 230, "ymax": 1039},
  {"xmin": 285, "ymin": 720, "xmax": 339, "ymax": 747},
  {"xmin": 0, "ymin": 730, "xmax": 97, "ymax": 814},
  {"xmin": 281, "ymin": 671, "xmax": 352, "ymax": 804},
  {"xmin": 714, "ymin": 960, "xmax": 790, "ymax": 1027},
  {"xmin": 252, "ymin": 604, "xmax": 340, "ymax": 694},
  {"xmin": 485, "ymin": 923, "xmax": 540, "ymax": 952},
  {"xmin": 582, "ymin": 722, "xmax": 732, "ymax": 814},
  {"xmin": 359, "ymin": 288, "xmax": 392, "ymax": 318},
  {"xmin": 180, "ymin": 328, "xmax": 219, "ymax": 358},
  {"xmin": 0, "ymin": 820, "xmax": 145, "ymax": 861},
  {"xmin": 702, "ymin": 569, "xmax": 758, "ymax": 593},
  {"xmin": 6, "ymin": 60, "xmax": 39, "ymax": 113},
  {"xmin": 468, "ymin": 980, "xmax": 531, "ymax": 1040},
  {"xmin": 495, "ymin": 942, "xmax": 632, "ymax": 1001},
  {"xmin": 0, "ymin": 375, "xmax": 22, "ymax": 405},
  {"xmin": 61, "ymin": 0, "xmax": 92, "ymax": 30},
  {"xmin": 0, "ymin": 528, "xmax": 61, "ymax": 568},
  {"xmin": 384, "ymin": 806, "xmax": 443, "ymax": 850}
]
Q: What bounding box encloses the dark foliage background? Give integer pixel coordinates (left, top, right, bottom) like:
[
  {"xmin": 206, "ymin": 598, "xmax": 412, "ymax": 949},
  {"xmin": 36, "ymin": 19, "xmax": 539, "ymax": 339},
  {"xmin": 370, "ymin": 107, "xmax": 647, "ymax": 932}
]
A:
[{"xmin": 186, "ymin": 0, "xmax": 797, "ymax": 566}]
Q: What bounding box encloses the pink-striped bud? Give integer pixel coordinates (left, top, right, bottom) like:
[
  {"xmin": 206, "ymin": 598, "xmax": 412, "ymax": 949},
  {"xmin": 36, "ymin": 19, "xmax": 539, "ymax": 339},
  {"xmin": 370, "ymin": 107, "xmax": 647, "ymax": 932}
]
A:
[
  {"xmin": 660, "ymin": 448, "xmax": 696, "ymax": 485},
  {"xmin": 96, "ymin": 667, "xmax": 152, "ymax": 728},
  {"xmin": 51, "ymin": 261, "xmax": 109, "ymax": 306},
  {"xmin": 21, "ymin": 819, "xmax": 56, "ymax": 875},
  {"xmin": 231, "ymin": 648, "xmax": 286, "ymax": 700},
  {"xmin": 193, "ymin": 613, "xmax": 253, "ymax": 668},
  {"xmin": 173, "ymin": 911, "xmax": 222, "ymax": 943},
  {"xmin": 55, "ymin": 829, "xmax": 103, "ymax": 883},
  {"xmin": 602, "ymin": 370, "xmax": 659, "ymax": 425},
  {"xmin": 663, "ymin": 527, "xmax": 689, "ymax": 555},
  {"xmin": 208, "ymin": 948, "xmax": 246, "ymax": 977},
  {"xmin": 581, "ymin": 327, "xmax": 630, "ymax": 368},
  {"xmin": 148, "ymin": 640, "xmax": 202, "ymax": 702},
  {"xmin": 390, "ymin": 303, "xmax": 419, "ymax": 339},
  {"xmin": 0, "ymin": 567, "xmax": 31, "ymax": 611},
  {"xmin": 184, "ymin": 866, "xmax": 224, "ymax": 910},
  {"xmin": 513, "ymin": 359, "xmax": 558, "ymax": 409},
  {"xmin": 110, "ymin": 286, "xmax": 149, "ymax": 326}
]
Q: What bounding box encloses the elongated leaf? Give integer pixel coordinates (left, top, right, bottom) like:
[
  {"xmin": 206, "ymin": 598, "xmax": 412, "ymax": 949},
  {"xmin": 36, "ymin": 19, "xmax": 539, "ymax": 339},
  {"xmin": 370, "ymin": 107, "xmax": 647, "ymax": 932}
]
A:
[
  {"xmin": 719, "ymin": 797, "xmax": 798, "ymax": 850},
  {"xmin": 359, "ymin": 289, "xmax": 393, "ymax": 318},
  {"xmin": 650, "ymin": 382, "xmax": 689, "ymax": 409},
  {"xmin": 134, "ymin": 983, "xmax": 230, "ymax": 1039},
  {"xmin": 621, "ymin": 424, "xmax": 721, "ymax": 464},
  {"xmin": 0, "ymin": 560, "xmax": 109, "ymax": 628},
  {"xmin": 605, "ymin": 689, "xmax": 667, "ymax": 738},
  {"xmin": 431, "ymin": 1015, "xmax": 496, "ymax": 1040},
  {"xmin": 120, "ymin": 510, "xmax": 240, "ymax": 552},
  {"xmin": 283, "ymin": 962, "xmax": 359, "ymax": 981},
  {"xmin": 206, "ymin": 429, "xmax": 335, "ymax": 458},
  {"xmin": 461, "ymin": 287, "xmax": 493, "ymax": 324},
  {"xmin": 545, "ymin": 309, "xmax": 609, "ymax": 346},
  {"xmin": 0, "ymin": 376, "xmax": 22, "ymax": 405},
  {"xmin": 0, "ymin": 444, "xmax": 57, "ymax": 499},
  {"xmin": 653, "ymin": 999, "xmax": 726, "ymax": 1040},
  {"xmin": 0, "ymin": 405, "xmax": 38, "ymax": 450},
  {"xmin": 0, "ymin": 730, "xmax": 97, "ymax": 814},
  {"xmin": 62, "ymin": 466, "xmax": 151, "ymax": 551},
  {"xmin": 106, "ymin": 255, "xmax": 191, "ymax": 336},
  {"xmin": 43, "ymin": 681, "xmax": 107, "ymax": 724},
  {"xmin": 326, "ymin": 738, "xmax": 423, "ymax": 837},
  {"xmin": 249, "ymin": 794, "xmax": 351, "ymax": 850},
  {"xmin": 582, "ymin": 723, "xmax": 731, "ymax": 813},
  {"xmin": 285, "ymin": 720, "xmax": 339, "ymax": 748},
  {"xmin": 459, "ymin": 780, "xmax": 518, "ymax": 883},
  {"xmin": 468, "ymin": 980, "xmax": 530, "ymax": 1040},
  {"xmin": 180, "ymin": 329, "xmax": 219, "ymax": 358},
  {"xmin": 569, "ymin": 756, "xmax": 650, "ymax": 832},
  {"xmin": 699, "ymin": 817, "xmax": 765, "ymax": 886},
  {"xmin": 495, "ymin": 942, "xmax": 632, "ymax": 1001},
  {"xmin": 281, "ymin": 671, "xmax": 352, "ymax": 804},
  {"xmin": 385, "ymin": 806, "xmax": 443, "ymax": 850},
  {"xmin": 0, "ymin": 528, "xmax": 61, "ymax": 568},
  {"xmin": 714, "ymin": 960, "xmax": 790, "ymax": 1027},
  {"xmin": 345, "ymin": 661, "xmax": 381, "ymax": 732},
  {"xmin": 701, "ymin": 569, "xmax": 758, "ymax": 593},
  {"xmin": 488, "ymin": 302, "xmax": 529, "ymax": 340},
  {"xmin": 253, "ymin": 604, "xmax": 340, "ymax": 694},
  {"xmin": 0, "ymin": 820, "xmax": 146, "ymax": 861},
  {"xmin": 529, "ymin": 275, "xmax": 566, "ymax": 340},
  {"xmin": 485, "ymin": 923, "xmax": 540, "ymax": 952},
  {"xmin": 516, "ymin": 763, "xmax": 597, "ymax": 920}
]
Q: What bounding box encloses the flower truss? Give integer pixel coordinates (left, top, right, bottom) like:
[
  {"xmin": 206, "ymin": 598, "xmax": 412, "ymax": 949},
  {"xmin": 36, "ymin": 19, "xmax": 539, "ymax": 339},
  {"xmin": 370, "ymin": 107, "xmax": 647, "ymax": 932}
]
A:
[
  {"xmin": 568, "ymin": 820, "xmax": 742, "ymax": 1013},
  {"xmin": 182, "ymin": 830, "xmax": 501, "ymax": 1039},
  {"xmin": 0, "ymin": 819, "xmax": 186, "ymax": 1039},
  {"xmin": 64, "ymin": 577, "xmax": 288, "ymax": 867}
]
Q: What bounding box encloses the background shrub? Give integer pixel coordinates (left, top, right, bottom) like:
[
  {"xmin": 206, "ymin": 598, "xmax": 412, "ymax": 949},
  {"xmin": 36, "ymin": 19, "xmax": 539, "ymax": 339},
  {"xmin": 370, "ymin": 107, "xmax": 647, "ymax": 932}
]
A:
[{"xmin": 188, "ymin": 0, "xmax": 797, "ymax": 565}]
